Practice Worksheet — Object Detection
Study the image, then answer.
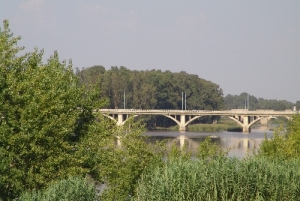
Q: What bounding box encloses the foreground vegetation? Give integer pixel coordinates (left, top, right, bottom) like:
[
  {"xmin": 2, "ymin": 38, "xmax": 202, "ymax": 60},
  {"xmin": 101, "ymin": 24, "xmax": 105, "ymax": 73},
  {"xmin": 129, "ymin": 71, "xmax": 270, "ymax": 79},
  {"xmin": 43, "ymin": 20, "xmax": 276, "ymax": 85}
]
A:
[
  {"xmin": 0, "ymin": 20, "xmax": 163, "ymax": 200},
  {"xmin": 136, "ymin": 157, "xmax": 300, "ymax": 201},
  {"xmin": 1, "ymin": 20, "xmax": 300, "ymax": 200},
  {"xmin": 18, "ymin": 177, "xmax": 97, "ymax": 201}
]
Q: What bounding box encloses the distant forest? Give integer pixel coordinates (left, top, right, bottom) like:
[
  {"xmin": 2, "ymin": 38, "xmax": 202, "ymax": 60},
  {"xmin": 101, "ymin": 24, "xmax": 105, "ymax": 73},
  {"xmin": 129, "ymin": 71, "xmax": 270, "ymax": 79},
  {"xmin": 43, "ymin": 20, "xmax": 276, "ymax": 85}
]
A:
[
  {"xmin": 76, "ymin": 66, "xmax": 224, "ymax": 111},
  {"xmin": 224, "ymin": 93, "xmax": 300, "ymax": 111},
  {"xmin": 76, "ymin": 66, "xmax": 299, "ymax": 126}
]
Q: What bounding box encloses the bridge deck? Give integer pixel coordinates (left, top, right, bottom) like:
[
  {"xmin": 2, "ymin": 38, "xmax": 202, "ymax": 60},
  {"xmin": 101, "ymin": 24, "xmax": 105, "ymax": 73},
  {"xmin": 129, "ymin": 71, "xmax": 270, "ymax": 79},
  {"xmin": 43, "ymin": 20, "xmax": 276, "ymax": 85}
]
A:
[{"xmin": 98, "ymin": 109, "xmax": 296, "ymax": 116}]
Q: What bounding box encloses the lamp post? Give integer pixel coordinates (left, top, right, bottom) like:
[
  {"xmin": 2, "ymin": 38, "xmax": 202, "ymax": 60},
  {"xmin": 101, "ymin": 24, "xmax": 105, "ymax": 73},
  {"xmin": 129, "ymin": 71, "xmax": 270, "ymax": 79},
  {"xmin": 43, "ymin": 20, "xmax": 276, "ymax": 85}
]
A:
[
  {"xmin": 185, "ymin": 90, "xmax": 186, "ymax": 110},
  {"xmin": 182, "ymin": 90, "xmax": 186, "ymax": 110},
  {"xmin": 247, "ymin": 93, "xmax": 249, "ymax": 110},
  {"xmin": 124, "ymin": 89, "xmax": 126, "ymax": 109},
  {"xmin": 182, "ymin": 91, "xmax": 183, "ymax": 110}
]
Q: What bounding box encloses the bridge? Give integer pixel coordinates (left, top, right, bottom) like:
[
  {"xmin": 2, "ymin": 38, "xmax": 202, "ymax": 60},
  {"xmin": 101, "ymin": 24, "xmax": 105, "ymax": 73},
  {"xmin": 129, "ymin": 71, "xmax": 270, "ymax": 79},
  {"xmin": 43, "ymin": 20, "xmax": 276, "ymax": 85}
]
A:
[{"xmin": 98, "ymin": 109, "xmax": 297, "ymax": 133}]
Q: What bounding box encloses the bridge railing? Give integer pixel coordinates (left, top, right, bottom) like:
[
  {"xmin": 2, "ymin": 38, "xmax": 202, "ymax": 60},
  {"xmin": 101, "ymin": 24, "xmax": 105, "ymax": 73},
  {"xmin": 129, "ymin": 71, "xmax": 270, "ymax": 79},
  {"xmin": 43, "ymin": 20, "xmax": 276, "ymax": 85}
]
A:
[{"xmin": 97, "ymin": 109, "xmax": 296, "ymax": 116}]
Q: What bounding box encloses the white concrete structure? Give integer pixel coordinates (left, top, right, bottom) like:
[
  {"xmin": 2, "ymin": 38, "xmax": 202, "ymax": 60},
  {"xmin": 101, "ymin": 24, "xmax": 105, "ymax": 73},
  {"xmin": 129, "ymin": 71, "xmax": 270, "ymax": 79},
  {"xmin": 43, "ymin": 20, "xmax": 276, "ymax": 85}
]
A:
[{"xmin": 98, "ymin": 109, "xmax": 297, "ymax": 133}]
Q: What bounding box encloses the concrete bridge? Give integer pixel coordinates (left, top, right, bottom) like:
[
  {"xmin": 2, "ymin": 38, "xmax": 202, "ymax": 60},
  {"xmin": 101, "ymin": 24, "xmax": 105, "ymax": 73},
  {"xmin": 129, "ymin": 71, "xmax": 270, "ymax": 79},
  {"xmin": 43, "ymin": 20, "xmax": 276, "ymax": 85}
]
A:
[{"xmin": 98, "ymin": 109, "xmax": 297, "ymax": 133}]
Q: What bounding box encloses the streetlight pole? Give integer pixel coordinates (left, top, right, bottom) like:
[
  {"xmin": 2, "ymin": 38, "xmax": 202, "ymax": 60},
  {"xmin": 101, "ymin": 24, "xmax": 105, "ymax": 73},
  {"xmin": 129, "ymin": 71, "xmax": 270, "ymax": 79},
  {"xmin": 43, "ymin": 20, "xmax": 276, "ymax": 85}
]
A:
[
  {"xmin": 247, "ymin": 93, "xmax": 249, "ymax": 110},
  {"xmin": 124, "ymin": 89, "xmax": 125, "ymax": 109},
  {"xmin": 185, "ymin": 90, "xmax": 186, "ymax": 110},
  {"xmin": 182, "ymin": 91, "xmax": 183, "ymax": 110}
]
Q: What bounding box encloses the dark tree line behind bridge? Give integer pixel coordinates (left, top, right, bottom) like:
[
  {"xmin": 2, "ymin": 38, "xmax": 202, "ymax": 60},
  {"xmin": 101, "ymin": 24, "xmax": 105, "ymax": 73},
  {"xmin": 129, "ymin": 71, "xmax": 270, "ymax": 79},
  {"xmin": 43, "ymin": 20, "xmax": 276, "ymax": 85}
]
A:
[
  {"xmin": 75, "ymin": 65, "xmax": 225, "ymax": 127},
  {"xmin": 224, "ymin": 92, "xmax": 299, "ymax": 111}
]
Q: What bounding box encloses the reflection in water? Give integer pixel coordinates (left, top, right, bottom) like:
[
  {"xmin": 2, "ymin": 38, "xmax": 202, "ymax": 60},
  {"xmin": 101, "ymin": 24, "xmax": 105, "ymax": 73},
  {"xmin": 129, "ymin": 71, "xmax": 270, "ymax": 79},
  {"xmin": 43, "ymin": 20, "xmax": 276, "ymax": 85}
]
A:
[{"xmin": 144, "ymin": 128, "xmax": 274, "ymax": 158}]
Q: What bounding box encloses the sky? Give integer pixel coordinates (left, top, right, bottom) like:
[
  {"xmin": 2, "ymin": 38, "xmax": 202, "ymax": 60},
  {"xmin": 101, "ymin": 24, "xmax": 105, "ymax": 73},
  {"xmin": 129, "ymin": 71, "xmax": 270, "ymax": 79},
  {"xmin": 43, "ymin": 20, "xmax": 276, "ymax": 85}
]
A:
[{"xmin": 1, "ymin": 0, "xmax": 300, "ymax": 103}]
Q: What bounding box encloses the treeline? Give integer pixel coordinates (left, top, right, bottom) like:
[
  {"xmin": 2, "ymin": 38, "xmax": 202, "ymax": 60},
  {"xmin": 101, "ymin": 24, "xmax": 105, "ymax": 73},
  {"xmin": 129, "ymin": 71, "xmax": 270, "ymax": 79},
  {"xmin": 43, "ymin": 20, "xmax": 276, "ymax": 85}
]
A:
[
  {"xmin": 76, "ymin": 65, "xmax": 225, "ymax": 126},
  {"xmin": 224, "ymin": 92, "xmax": 299, "ymax": 111},
  {"xmin": 76, "ymin": 65, "xmax": 224, "ymax": 110}
]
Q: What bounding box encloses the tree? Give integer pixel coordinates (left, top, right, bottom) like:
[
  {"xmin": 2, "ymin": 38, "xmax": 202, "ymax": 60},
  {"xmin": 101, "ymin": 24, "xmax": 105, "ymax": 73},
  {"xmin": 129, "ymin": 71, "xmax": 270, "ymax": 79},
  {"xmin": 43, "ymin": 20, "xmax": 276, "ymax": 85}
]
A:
[
  {"xmin": 295, "ymin": 101, "xmax": 300, "ymax": 111},
  {"xmin": 257, "ymin": 114, "xmax": 300, "ymax": 160},
  {"xmin": 0, "ymin": 20, "xmax": 100, "ymax": 199},
  {"xmin": 0, "ymin": 20, "xmax": 170, "ymax": 201}
]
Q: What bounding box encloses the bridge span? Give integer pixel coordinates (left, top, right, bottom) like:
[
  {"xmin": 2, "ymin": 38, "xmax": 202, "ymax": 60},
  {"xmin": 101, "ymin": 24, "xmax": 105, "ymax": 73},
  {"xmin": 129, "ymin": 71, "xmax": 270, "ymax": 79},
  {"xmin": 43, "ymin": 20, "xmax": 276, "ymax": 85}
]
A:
[{"xmin": 98, "ymin": 109, "xmax": 296, "ymax": 133}]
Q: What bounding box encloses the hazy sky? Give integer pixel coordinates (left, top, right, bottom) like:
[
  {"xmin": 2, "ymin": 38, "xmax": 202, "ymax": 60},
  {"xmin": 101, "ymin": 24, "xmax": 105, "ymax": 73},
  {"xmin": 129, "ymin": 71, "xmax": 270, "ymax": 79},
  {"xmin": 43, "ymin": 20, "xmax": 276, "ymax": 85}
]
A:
[{"xmin": 1, "ymin": 0, "xmax": 299, "ymax": 102}]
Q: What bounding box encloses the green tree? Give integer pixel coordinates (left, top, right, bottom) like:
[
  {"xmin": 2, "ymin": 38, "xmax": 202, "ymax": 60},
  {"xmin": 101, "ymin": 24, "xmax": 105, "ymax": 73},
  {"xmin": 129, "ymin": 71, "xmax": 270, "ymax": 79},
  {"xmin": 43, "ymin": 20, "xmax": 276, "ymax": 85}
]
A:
[
  {"xmin": 257, "ymin": 114, "xmax": 300, "ymax": 160},
  {"xmin": 0, "ymin": 20, "xmax": 166, "ymax": 201},
  {"xmin": 295, "ymin": 101, "xmax": 300, "ymax": 111},
  {"xmin": 0, "ymin": 20, "xmax": 100, "ymax": 199}
]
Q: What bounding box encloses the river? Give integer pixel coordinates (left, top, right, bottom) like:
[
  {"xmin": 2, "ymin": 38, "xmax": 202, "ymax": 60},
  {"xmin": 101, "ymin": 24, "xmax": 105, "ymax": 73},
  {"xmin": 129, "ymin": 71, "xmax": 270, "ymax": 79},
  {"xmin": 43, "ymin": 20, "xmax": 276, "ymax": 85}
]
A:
[{"xmin": 144, "ymin": 126, "xmax": 275, "ymax": 158}]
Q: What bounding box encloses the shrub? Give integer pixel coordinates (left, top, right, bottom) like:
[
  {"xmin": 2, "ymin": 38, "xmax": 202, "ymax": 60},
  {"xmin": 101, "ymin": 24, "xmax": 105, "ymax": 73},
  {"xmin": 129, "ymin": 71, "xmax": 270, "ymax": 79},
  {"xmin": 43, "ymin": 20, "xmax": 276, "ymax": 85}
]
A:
[{"xmin": 18, "ymin": 177, "xmax": 97, "ymax": 201}]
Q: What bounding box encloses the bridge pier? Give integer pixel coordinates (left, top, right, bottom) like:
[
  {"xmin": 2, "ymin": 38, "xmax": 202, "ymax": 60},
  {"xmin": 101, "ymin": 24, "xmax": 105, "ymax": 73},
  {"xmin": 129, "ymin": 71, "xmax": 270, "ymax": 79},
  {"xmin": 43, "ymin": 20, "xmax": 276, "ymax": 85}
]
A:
[
  {"xmin": 179, "ymin": 126, "xmax": 187, "ymax": 131},
  {"xmin": 179, "ymin": 114, "xmax": 187, "ymax": 131},
  {"xmin": 242, "ymin": 125, "xmax": 251, "ymax": 133},
  {"xmin": 117, "ymin": 114, "xmax": 128, "ymax": 126},
  {"xmin": 242, "ymin": 115, "xmax": 250, "ymax": 133}
]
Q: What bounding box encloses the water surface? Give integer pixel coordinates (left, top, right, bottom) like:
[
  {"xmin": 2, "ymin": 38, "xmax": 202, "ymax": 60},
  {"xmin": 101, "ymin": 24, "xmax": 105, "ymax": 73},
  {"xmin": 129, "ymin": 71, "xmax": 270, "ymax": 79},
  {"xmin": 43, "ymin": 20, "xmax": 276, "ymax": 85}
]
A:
[{"xmin": 144, "ymin": 127, "xmax": 274, "ymax": 158}]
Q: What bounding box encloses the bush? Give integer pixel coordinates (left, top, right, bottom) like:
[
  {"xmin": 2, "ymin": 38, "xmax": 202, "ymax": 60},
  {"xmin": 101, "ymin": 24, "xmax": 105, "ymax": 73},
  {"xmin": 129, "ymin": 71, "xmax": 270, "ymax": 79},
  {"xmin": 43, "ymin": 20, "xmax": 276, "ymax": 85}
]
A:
[
  {"xmin": 257, "ymin": 114, "xmax": 300, "ymax": 160},
  {"xmin": 18, "ymin": 177, "xmax": 97, "ymax": 201}
]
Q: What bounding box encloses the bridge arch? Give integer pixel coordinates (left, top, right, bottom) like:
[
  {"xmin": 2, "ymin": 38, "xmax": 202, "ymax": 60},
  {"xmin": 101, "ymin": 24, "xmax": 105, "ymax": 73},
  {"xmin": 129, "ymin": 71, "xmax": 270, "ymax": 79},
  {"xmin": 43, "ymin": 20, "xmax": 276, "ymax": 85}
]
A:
[
  {"xmin": 101, "ymin": 113, "xmax": 140, "ymax": 126},
  {"xmin": 98, "ymin": 109, "xmax": 295, "ymax": 133},
  {"xmin": 185, "ymin": 116, "xmax": 202, "ymax": 127},
  {"xmin": 102, "ymin": 114, "xmax": 117, "ymax": 123},
  {"xmin": 228, "ymin": 116, "xmax": 267, "ymax": 133},
  {"xmin": 248, "ymin": 116, "xmax": 265, "ymax": 127},
  {"xmin": 228, "ymin": 117, "xmax": 243, "ymax": 127}
]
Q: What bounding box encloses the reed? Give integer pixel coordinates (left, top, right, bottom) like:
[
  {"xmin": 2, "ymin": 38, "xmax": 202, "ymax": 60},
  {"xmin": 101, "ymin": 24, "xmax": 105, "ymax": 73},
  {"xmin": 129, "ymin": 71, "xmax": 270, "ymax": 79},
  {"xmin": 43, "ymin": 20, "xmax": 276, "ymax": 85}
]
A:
[{"xmin": 135, "ymin": 157, "xmax": 300, "ymax": 201}]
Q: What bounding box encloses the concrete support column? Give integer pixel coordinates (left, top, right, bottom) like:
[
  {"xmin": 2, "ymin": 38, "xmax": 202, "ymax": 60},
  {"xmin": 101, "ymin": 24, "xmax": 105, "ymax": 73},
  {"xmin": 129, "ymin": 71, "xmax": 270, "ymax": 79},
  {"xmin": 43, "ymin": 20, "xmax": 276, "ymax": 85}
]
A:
[
  {"xmin": 117, "ymin": 114, "xmax": 124, "ymax": 126},
  {"xmin": 242, "ymin": 115, "xmax": 250, "ymax": 133},
  {"xmin": 179, "ymin": 114, "xmax": 187, "ymax": 131}
]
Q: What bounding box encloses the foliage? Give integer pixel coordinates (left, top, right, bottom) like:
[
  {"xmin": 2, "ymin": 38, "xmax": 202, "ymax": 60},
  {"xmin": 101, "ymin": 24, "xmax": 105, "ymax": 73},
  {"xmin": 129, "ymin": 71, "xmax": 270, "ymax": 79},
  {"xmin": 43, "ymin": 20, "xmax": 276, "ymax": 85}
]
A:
[
  {"xmin": 257, "ymin": 114, "xmax": 300, "ymax": 160},
  {"xmin": 168, "ymin": 142, "xmax": 191, "ymax": 161},
  {"xmin": 224, "ymin": 92, "xmax": 296, "ymax": 111},
  {"xmin": 197, "ymin": 137, "xmax": 228, "ymax": 160},
  {"xmin": 76, "ymin": 66, "xmax": 225, "ymax": 127},
  {"xmin": 135, "ymin": 157, "xmax": 300, "ymax": 201},
  {"xmin": 0, "ymin": 20, "xmax": 102, "ymax": 199},
  {"xmin": 0, "ymin": 20, "xmax": 166, "ymax": 201},
  {"xmin": 78, "ymin": 116, "xmax": 165, "ymax": 201},
  {"xmin": 18, "ymin": 177, "xmax": 97, "ymax": 201}
]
